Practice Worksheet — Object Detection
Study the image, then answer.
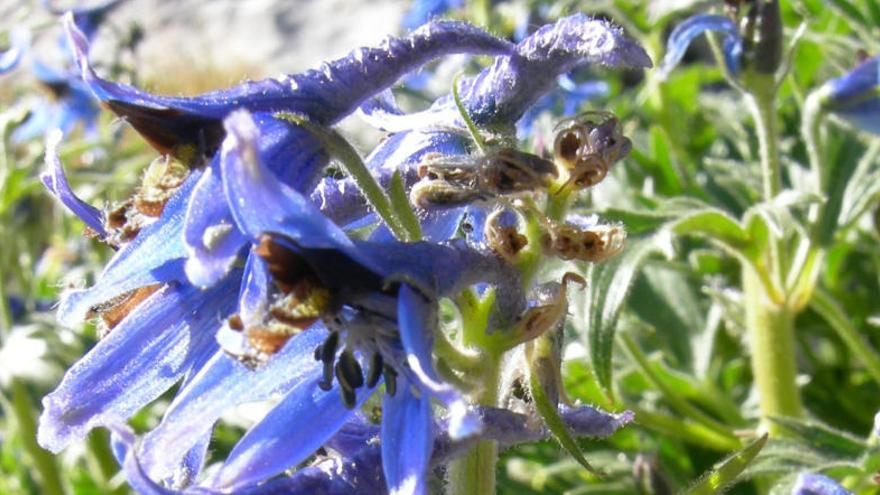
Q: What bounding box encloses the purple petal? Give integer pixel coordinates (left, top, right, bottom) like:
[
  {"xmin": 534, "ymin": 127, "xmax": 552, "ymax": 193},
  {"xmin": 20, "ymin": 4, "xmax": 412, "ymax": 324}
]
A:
[
  {"xmin": 823, "ymin": 56, "xmax": 880, "ymax": 134},
  {"xmin": 137, "ymin": 327, "xmax": 329, "ymax": 481},
  {"xmin": 381, "ymin": 383, "xmax": 432, "ymax": 495},
  {"xmin": 65, "ymin": 14, "xmax": 511, "ymax": 154},
  {"xmin": 57, "ymin": 171, "xmax": 200, "ymax": 326},
  {"xmin": 660, "ymin": 14, "xmax": 741, "ymax": 78},
  {"xmin": 458, "ymin": 13, "xmax": 651, "ymax": 126},
  {"xmin": 792, "ymin": 473, "xmax": 853, "ymax": 495},
  {"xmin": 219, "ymin": 111, "xmax": 378, "ymax": 269},
  {"xmin": 208, "ymin": 373, "xmax": 371, "ymax": 490},
  {"xmin": 108, "ymin": 423, "xmax": 179, "ymax": 495},
  {"xmin": 42, "ymin": 130, "xmax": 106, "ymax": 236},
  {"xmin": 38, "ymin": 275, "xmax": 238, "ymax": 452},
  {"xmin": 183, "ymin": 159, "xmax": 246, "ymax": 288}
]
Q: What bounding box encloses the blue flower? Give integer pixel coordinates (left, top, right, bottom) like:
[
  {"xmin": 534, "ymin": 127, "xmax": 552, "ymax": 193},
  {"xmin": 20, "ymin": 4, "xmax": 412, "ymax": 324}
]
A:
[
  {"xmin": 12, "ymin": 60, "xmax": 101, "ymax": 142},
  {"xmin": 820, "ymin": 55, "xmax": 880, "ymax": 134},
  {"xmin": 791, "ymin": 473, "xmax": 853, "ymax": 495},
  {"xmin": 38, "ymin": 18, "xmax": 519, "ymax": 494},
  {"xmin": 516, "ymin": 74, "xmax": 609, "ymax": 140},
  {"xmin": 42, "ymin": 0, "xmax": 126, "ymax": 46},
  {"xmin": 347, "ymin": 13, "xmax": 650, "ymax": 238},
  {"xmin": 106, "ymin": 402, "xmax": 632, "ymax": 494},
  {"xmin": 402, "ymin": 0, "xmax": 464, "ymax": 30},
  {"xmin": 10, "ymin": 1, "xmax": 124, "ymax": 141},
  {"xmin": 660, "ymin": 13, "xmax": 742, "ymax": 78},
  {"xmin": 63, "ymin": 14, "xmax": 513, "ymax": 288},
  {"xmin": 39, "ymin": 13, "xmax": 648, "ymax": 494},
  {"xmin": 660, "ymin": 2, "xmax": 783, "ymax": 80}
]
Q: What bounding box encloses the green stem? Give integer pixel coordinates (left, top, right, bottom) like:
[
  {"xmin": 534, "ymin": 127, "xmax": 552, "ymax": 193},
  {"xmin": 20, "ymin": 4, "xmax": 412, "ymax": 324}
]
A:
[
  {"xmin": 743, "ymin": 267, "xmax": 804, "ymax": 435},
  {"xmin": 745, "ymin": 84, "xmax": 782, "ymax": 205},
  {"xmin": 445, "ymin": 355, "xmax": 501, "ymax": 495},
  {"xmin": 86, "ymin": 430, "xmax": 125, "ymax": 495}
]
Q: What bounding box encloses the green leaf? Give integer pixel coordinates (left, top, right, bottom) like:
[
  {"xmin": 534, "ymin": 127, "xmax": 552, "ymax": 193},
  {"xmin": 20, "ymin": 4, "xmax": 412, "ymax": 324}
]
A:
[
  {"xmin": 768, "ymin": 416, "xmax": 867, "ymax": 459},
  {"xmin": 527, "ymin": 338, "xmax": 600, "ymax": 477},
  {"xmin": 826, "ymin": 0, "xmax": 869, "ymax": 27},
  {"xmin": 685, "ymin": 434, "xmax": 768, "ymax": 495},
  {"xmin": 670, "ymin": 209, "xmax": 751, "ymax": 255},
  {"xmin": 582, "ymin": 234, "xmax": 669, "ymax": 396}
]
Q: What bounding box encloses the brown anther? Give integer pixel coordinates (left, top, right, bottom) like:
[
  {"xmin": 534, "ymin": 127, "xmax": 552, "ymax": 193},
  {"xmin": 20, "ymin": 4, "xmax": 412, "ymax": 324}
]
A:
[
  {"xmin": 228, "ymin": 314, "xmax": 244, "ymax": 331},
  {"xmin": 92, "ymin": 284, "xmax": 161, "ymax": 338},
  {"xmin": 246, "ymin": 325, "xmax": 294, "ymax": 355}
]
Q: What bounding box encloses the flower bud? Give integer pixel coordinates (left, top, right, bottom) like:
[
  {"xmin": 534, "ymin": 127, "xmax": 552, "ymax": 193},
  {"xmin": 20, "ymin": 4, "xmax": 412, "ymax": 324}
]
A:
[{"xmin": 740, "ymin": 0, "xmax": 782, "ymax": 75}]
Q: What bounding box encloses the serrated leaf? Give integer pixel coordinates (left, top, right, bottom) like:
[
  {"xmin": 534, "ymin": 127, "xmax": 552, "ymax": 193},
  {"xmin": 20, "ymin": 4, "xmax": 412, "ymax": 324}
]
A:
[
  {"xmin": 685, "ymin": 434, "xmax": 768, "ymax": 495},
  {"xmin": 584, "ymin": 235, "xmax": 668, "ymax": 395}
]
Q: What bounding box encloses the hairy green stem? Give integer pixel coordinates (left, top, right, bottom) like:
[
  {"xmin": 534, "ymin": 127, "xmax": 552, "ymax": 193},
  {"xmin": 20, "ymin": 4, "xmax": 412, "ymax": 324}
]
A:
[
  {"xmin": 445, "ymin": 355, "xmax": 501, "ymax": 495},
  {"xmin": 743, "ymin": 267, "xmax": 804, "ymax": 435}
]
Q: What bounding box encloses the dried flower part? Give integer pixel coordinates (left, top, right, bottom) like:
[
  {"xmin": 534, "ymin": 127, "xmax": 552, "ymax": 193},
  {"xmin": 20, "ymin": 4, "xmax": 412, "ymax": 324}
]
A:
[
  {"xmin": 513, "ymin": 273, "xmax": 584, "ymax": 344},
  {"xmin": 553, "ymin": 111, "xmax": 631, "ymax": 190},
  {"xmin": 485, "ymin": 209, "xmax": 528, "ymax": 261},
  {"xmin": 238, "ymin": 235, "xmax": 335, "ymax": 358},
  {"xmin": 411, "ymin": 147, "xmax": 557, "ymax": 208},
  {"xmin": 134, "ymin": 156, "xmax": 190, "ymax": 217},
  {"xmin": 91, "ymin": 284, "xmax": 161, "ymax": 338},
  {"xmin": 542, "ymin": 220, "xmax": 625, "ymax": 263}
]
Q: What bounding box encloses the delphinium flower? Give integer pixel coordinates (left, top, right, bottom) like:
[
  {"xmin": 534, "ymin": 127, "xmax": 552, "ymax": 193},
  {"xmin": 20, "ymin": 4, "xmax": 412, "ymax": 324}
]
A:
[
  {"xmin": 660, "ymin": 0, "xmax": 782, "ymax": 82},
  {"xmin": 811, "ymin": 55, "xmax": 880, "ymax": 134},
  {"xmin": 38, "ymin": 14, "xmax": 512, "ymax": 494},
  {"xmin": 38, "ymin": 10, "xmax": 650, "ymax": 495},
  {"xmin": 791, "ymin": 472, "xmax": 854, "ymax": 495},
  {"xmin": 10, "ymin": 0, "xmax": 125, "ymax": 142}
]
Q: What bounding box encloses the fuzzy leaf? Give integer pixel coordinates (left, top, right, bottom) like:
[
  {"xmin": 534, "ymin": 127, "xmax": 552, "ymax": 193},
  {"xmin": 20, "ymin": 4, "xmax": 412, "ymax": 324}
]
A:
[{"xmin": 685, "ymin": 434, "xmax": 768, "ymax": 495}]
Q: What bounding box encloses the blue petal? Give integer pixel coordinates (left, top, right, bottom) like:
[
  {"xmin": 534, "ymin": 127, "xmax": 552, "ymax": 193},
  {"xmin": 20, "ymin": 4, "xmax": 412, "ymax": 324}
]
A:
[
  {"xmin": 381, "ymin": 382, "xmax": 432, "ymax": 495},
  {"xmin": 65, "ymin": 14, "xmax": 511, "ymax": 154},
  {"xmin": 108, "ymin": 423, "xmax": 179, "ymax": 495},
  {"xmin": 397, "ymin": 284, "xmax": 479, "ymax": 440},
  {"xmin": 458, "ymin": 14, "xmax": 651, "ymax": 126},
  {"xmin": 183, "ymin": 158, "xmax": 246, "ymax": 288},
  {"xmin": 42, "ymin": 130, "xmax": 106, "ymax": 236},
  {"xmin": 823, "ymin": 56, "xmax": 880, "ymax": 134},
  {"xmin": 220, "ymin": 111, "xmax": 380, "ymax": 269},
  {"xmin": 38, "ymin": 274, "xmax": 238, "ymax": 452},
  {"xmin": 208, "ymin": 372, "xmax": 371, "ymax": 490},
  {"xmin": 792, "ymin": 473, "xmax": 853, "ymax": 495},
  {"xmin": 660, "ymin": 14, "xmax": 741, "ymax": 78},
  {"xmin": 57, "ymin": 171, "xmax": 200, "ymax": 326},
  {"xmin": 401, "ymin": 0, "xmax": 464, "ymax": 30},
  {"xmin": 137, "ymin": 327, "xmax": 329, "ymax": 481},
  {"xmin": 44, "ymin": 0, "xmax": 126, "ymax": 43}
]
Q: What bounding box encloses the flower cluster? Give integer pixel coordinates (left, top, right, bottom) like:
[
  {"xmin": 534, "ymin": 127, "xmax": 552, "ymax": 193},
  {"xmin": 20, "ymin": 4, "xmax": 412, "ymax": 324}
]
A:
[{"xmin": 39, "ymin": 9, "xmax": 650, "ymax": 494}]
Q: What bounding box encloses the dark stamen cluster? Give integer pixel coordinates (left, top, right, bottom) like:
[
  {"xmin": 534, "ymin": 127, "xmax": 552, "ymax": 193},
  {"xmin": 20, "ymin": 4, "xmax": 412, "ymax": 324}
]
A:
[{"xmin": 313, "ymin": 332, "xmax": 397, "ymax": 408}]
